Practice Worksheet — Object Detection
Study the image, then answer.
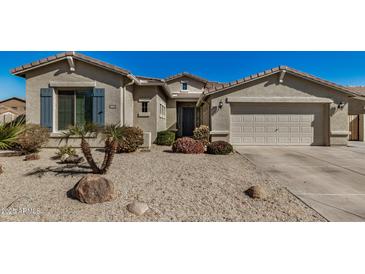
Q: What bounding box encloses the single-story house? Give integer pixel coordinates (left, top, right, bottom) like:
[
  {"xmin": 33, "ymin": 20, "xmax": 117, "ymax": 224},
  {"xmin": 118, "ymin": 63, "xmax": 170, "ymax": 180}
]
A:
[
  {"xmin": 0, "ymin": 97, "xmax": 26, "ymax": 124},
  {"xmin": 11, "ymin": 52, "xmax": 365, "ymax": 147}
]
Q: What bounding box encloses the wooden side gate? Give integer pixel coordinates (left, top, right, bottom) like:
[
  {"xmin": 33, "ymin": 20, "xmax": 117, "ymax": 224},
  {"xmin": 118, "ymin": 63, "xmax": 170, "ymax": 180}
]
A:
[{"xmin": 349, "ymin": 114, "xmax": 360, "ymax": 141}]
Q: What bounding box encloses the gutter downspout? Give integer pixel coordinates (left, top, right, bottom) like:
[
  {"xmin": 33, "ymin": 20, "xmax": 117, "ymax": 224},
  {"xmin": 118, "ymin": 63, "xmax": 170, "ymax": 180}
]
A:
[{"xmin": 122, "ymin": 75, "xmax": 135, "ymax": 126}]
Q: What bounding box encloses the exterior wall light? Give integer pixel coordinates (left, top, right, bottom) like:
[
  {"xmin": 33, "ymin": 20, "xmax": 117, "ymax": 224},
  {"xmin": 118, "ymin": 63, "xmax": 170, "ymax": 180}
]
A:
[
  {"xmin": 218, "ymin": 100, "xmax": 223, "ymax": 109},
  {"xmin": 337, "ymin": 102, "xmax": 345, "ymax": 110}
]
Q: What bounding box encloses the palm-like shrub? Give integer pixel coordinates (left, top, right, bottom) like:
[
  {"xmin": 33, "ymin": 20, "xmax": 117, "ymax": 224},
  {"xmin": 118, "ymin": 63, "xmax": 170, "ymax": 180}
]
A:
[
  {"xmin": 117, "ymin": 126, "xmax": 144, "ymax": 153},
  {"xmin": 207, "ymin": 141, "xmax": 233, "ymax": 155},
  {"xmin": 156, "ymin": 130, "xmax": 175, "ymax": 146},
  {"xmin": 172, "ymin": 137, "xmax": 204, "ymax": 154},
  {"xmin": 193, "ymin": 125, "xmax": 210, "ymax": 146},
  {"xmin": 63, "ymin": 123, "xmax": 124, "ymax": 174}
]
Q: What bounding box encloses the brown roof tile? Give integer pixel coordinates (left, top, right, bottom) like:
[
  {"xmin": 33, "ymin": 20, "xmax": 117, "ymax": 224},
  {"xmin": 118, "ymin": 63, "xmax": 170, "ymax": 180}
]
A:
[
  {"xmin": 346, "ymin": 86, "xmax": 365, "ymax": 96},
  {"xmin": 165, "ymin": 72, "xmax": 209, "ymax": 83},
  {"xmin": 204, "ymin": 66, "xmax": 358, "ymax": 97}
]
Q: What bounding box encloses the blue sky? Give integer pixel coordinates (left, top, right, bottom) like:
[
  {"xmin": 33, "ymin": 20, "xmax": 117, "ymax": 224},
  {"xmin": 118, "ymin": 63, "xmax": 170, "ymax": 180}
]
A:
[{"xmin": 1, "ymin": 51, "xmax": 365, "ymax": 100}]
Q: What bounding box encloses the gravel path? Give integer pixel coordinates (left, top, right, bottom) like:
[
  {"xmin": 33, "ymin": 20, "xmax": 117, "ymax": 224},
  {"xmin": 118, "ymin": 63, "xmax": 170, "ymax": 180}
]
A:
[{"xmin": 0, "ymin": 146, "xmax": 324, "ymax": 221}]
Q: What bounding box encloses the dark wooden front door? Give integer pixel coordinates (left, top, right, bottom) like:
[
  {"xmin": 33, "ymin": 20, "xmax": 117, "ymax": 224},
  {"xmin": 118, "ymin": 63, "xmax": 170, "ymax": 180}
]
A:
[{"xmin": 182, "ymin": 107, "xmax": 195, "ymax": 136}]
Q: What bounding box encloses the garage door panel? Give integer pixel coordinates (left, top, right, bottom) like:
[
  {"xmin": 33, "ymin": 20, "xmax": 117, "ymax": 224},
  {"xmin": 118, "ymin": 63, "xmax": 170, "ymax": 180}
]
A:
[
  {"xmin": 230, "ymin": 103, "xmax": 325, "ymax": 146},
  {"xmin": 231, "ymin": 116, "xmax": 242, "ymax": 123}
]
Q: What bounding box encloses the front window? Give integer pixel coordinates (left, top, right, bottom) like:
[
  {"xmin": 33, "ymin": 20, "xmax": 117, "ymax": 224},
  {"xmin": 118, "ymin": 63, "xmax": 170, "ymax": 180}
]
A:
[
  {"xmin": 142, "ymin": 101, "xmax": 148, "ymax": 113},
  {"xmin": 58, "ymin": 90, "xmax": 93, "ymax": 130},
  {"xmin": 159, "ymin": 103, "xmax": 166, "ymax": 119},
  {"xmin": 181, "ymin": 81, "xmax": 188, "ymax": 91}
]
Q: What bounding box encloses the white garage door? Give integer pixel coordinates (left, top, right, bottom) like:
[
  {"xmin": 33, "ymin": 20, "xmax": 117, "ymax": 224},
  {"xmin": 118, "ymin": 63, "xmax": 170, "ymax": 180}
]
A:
[{"xmin": 230, "ymin": 103, "xmax": 325, "ymax": 146}]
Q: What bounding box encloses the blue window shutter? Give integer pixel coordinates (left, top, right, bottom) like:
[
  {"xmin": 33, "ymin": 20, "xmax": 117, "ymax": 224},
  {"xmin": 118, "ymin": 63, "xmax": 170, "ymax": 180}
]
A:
[
  {"xmin": 40, "ymin": 88, "xmax": 53, "ymax": 129},
  {"xmin": 92, "ymin": 88, "xmax": 105, "ymax": 126}
]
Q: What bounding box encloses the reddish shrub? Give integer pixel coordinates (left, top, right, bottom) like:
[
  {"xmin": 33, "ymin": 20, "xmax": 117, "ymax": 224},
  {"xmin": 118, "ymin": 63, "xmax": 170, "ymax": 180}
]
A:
[{"xmin": 172, "ymin": 137, "xmax": 204, "ymax": 154}]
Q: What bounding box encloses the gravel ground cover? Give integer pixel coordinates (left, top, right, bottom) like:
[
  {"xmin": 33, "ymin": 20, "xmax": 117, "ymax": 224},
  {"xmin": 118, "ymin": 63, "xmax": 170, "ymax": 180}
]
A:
[{"xmin": 0, "ymin": 145, "xmax": 324, "ymax": 221}]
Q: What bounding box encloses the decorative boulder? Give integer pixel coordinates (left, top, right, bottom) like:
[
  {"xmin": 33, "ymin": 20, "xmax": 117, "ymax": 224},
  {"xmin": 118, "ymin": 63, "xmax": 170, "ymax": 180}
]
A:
[
  {"xmin": 127, "ymin": 201, "xmax": 149, "ymax": 216},
  {"xmin": 245, "ymin": 185, "xmax": 267, "ymax": 199},
  {"xmin": 72, "ymin": 175, "xmax": 115, "ymax": 204},
  {"xmin": 24, "ymin": 153, "xmax": 40, "ymax": 161}
]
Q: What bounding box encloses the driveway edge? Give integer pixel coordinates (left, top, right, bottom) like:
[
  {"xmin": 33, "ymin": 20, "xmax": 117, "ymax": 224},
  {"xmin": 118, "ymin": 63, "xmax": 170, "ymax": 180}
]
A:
[{"xmin": 234, "ymin": 149, "xmax": 329, "ymax": 222}]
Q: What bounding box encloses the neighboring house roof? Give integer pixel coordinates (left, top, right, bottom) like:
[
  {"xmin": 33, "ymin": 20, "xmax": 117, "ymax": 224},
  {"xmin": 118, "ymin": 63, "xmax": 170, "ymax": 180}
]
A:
[
  {"xmin": 202, "ymin": 65, "xmax": 359, "ymax": 97},
  {"xmin": 165, "ymin": 72, "xmax": 209, "ymax": 83},
  {"xmin": 346, "ymin": 86, "xmax": 365, "ymax": 96},
  {"xmin": 11, "ymin": 52, "xmax": 130, "ymax": 77},
  {"xmin": 0, "ymin": 105, "xmax": 22, "ymax": 116},
  {"xmin": 0, "ymin": 97, "xmax": 25, "ymax": 103}
]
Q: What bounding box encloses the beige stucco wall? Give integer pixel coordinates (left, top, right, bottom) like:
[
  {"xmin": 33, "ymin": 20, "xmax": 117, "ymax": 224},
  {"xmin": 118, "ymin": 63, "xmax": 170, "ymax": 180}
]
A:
[
  {"xmin": 166, "ymin": 99, "xmax": 177, "ymax": 131},
  {"xmin": 208, "ymin": 73, "xmax": 352, "ymax": 146},
  {"xmin": 348, "ymin": 98, "xmax": 365, "ymax": 115},
  {"xmin": 133, "ymin": 85, "xmax": 169, "ymax": 141},
  {"xmin": 167, "ymin": 76, "xmax": 205, "ymax": 94},
  {"xmin": 156, "ymin": 87, "xmax": 167, "ymax": 132},
  {"xmin": 25, "ymin": 59, "xmax": 123, "ymax": 129},
  {"xmin": 124, "ymin": 85, "xmax": 134, "ymax": 126}
]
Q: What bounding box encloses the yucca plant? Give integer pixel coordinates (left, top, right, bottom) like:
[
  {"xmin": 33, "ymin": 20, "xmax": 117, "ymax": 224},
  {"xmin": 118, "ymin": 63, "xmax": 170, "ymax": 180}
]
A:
[
  {"xmin": 100, "ymin": 124, "xmax": 124, "ymax": 174},
  {"xmin": 63, "ymin": 123, "xmax": 124, "ymax": 174},
  {"xmin": 63, "ymin": 123, "xmax": 100, "ymax": 173}
]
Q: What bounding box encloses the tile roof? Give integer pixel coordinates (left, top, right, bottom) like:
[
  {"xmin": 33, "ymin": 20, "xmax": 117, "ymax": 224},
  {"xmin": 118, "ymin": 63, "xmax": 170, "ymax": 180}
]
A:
[
  {"xmin": 346, "ymin": 86, "xmax": 365, "ymax": 96},
  {"xmin": 204, "ymin": 65, "xmax": 358, "ymax": 96},
  {"xmin": 165, "ymin": 72, "xmax": 209, "ymax": 83},
  {"xmin": 135, "ymin": 75, "xmax": 166, "ymax": 85},
  {"xmin": 11, "ymin": 52, "xmax": 130, "ymax": 76},
  {"xmin": 0, "ymin": 97, "xmax": 25, "ymax": 103}
]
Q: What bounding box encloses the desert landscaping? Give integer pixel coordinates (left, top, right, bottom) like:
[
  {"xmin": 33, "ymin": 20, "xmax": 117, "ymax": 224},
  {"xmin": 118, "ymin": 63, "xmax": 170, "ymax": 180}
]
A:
[{"xmin": 0, "ymin": 144, "xmax": 324, "ymax": 222}]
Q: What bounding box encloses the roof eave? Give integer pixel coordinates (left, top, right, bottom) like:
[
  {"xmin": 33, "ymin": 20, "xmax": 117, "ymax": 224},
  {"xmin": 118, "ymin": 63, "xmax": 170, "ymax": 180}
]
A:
[
  {"xmin": 11, "ymin": 53, "xmax": 130, "ymax": 77},
  {"xmin": 201, "ymin": 68, "xmax": 359, "ymax": 101}
]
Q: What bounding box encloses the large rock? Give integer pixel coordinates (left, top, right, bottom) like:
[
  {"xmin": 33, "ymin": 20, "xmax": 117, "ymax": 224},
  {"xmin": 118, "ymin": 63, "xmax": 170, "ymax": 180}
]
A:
[
  {"xmin": 72, "ymin": 175, "xmax": 115, "ymax": 204},
  {"xmin": 245, "ymin": 185, "xmax": 267, "ymax": 199},
  {"xmin": 127, "ymin": 201, "xmax": 149, "ymax": 216}
]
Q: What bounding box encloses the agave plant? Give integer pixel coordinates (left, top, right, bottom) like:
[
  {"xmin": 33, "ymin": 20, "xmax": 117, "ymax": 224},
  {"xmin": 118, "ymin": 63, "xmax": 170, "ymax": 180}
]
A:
[
  {"xmin": 0, "ymin": 117, "xmax": 25, "ymax": 174},
  {"xmin": 63, "ymin": 123, "xmax": 124, "ymax": 174}
]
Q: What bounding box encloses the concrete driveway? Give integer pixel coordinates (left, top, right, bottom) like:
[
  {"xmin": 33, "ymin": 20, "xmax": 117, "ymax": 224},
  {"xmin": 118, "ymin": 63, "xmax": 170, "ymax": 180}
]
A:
[{"xmin": 235, "ymin": 142, "xmax": 365, "ymax": 221}]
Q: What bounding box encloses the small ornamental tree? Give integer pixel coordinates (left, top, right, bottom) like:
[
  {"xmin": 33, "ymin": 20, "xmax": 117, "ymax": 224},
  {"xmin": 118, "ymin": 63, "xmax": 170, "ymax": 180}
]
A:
[{"xmin": 63, "ymin": 123, "xmax": 124, "ymax": 174}]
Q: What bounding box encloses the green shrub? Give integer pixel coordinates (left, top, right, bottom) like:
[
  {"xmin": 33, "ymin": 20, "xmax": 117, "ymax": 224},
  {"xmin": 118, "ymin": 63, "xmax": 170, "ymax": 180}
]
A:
[
  {"xmin": 117, "ymin": 126, "xmax": 144, "ymax": 153},
  {"xmin": 172, "ymin": 137, "xmax": 204, "ymax": 154},
  {"xmin": 207, "ymin": 141, "xmax": 233, "ymax": 155},
  {"xmin": 56, "ymin": 145, "xmax": 77, "ymax": 158},
  {"xmin": 17, "ymin": 124, "xmax": 49, "ymax": 154},
  {"xmin": 193, "ymin": 125, "xmax": 210, "ymax": 145},
  {"xmin": 156, "ymin": 130, "xmax": 175, "ymax": 146}
]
